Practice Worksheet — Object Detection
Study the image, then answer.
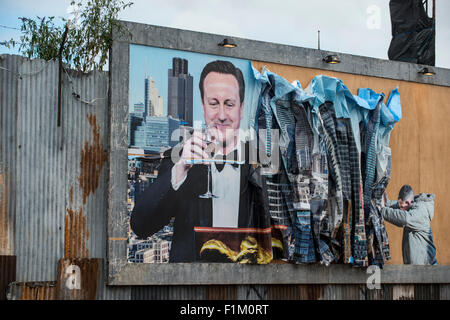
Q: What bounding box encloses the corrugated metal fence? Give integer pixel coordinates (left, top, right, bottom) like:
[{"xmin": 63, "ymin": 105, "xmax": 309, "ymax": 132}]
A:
[
  {"xmin": 0, "ymin": 54, "xmax": 129, "ymax": 299},
  {"xmin": 0, "ymin": 54, "xmax": 449, "ymax": 300}
]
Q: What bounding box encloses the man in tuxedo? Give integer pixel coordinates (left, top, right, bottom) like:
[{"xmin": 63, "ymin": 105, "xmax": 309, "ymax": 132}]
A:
[{"xmin": 130, "ymin": 60, "xmax": 270, "ymax": 262}]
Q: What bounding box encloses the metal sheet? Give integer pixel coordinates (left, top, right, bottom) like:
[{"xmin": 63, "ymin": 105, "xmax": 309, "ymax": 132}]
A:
[
  {"xmin": 440, "ymin": 284, "xmax": 450, "ymax": 300},
  {"xmin": 0, "ymin": 55, "xmax": 130, "ymax": 299},
  {"xmin": 0, "ymin": 54, "xmax": 21, "ymax": 257},
  {"xmin": 0, "ymin": 56, "xmax": 110, "ymax": 282},
  {"xmin": 132, "ymin": 286, "xmax": 206, "ymax": 300}
]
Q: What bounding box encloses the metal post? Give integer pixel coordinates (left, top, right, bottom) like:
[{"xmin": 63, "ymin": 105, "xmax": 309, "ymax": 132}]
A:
[{"xmin": 318, "ymin": 30, "xmax": 320, "ymax": 51}]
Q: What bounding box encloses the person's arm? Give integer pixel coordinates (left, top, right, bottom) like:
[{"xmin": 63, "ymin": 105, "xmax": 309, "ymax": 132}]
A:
[
  {"xmin": 381, "ymin": 202, "xmax": 428, "ymax": 231},
  {"xmin": 402, "ymin": 202, "xmax": 431, "ymax": 232}
]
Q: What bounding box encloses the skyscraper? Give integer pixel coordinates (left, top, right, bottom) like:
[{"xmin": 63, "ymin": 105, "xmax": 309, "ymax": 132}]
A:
[{"xmin": 167, "ymin": 58, "xmax": 193, "ymax": 126}]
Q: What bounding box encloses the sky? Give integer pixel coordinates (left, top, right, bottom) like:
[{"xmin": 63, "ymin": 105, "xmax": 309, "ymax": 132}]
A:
[{"xmin": 1, "ymin": 0, "xmax": 449, "ymax": 69}]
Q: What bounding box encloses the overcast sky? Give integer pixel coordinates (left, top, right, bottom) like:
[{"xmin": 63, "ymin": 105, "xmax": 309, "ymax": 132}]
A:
[{"xmin": 1, "ymin": 0, "xmax": 449, "ymax": 68}]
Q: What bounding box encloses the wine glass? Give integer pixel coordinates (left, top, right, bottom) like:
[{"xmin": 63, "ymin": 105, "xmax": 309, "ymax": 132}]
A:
[{"xmin": 199, "ymin": 124, "xmax": 218, "ymax": 199}]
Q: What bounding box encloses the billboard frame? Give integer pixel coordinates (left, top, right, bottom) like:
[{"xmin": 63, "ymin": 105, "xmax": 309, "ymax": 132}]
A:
[{"xmin": 107, "ymin": 20, "xmax": 450, "ymax": 285}]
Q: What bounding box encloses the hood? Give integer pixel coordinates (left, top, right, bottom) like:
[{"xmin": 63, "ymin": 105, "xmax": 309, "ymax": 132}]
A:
[{"xmin": 414, "ymin": 193, "xmax": 435, "ymax": 221}]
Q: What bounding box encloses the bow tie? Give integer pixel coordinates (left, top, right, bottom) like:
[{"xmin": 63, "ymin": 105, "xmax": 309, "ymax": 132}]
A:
[{"xmin": 213, "ymin": 149, "xmax": 240, "ymax": 172}]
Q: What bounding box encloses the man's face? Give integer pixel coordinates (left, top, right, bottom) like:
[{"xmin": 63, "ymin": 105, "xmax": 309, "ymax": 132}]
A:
[
  {"xmin": 201, "ymin": 72, "xmax": 244, "ymax": 147},
  {"xmin": 398, "ymin": 198, "xmax": 413, "ymax": 211}
]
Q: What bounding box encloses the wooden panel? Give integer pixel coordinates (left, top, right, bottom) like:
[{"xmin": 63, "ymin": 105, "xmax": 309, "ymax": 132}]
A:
[
  {"xmin": 416, "ymin": 84, "xmax": 450, "ymax": 266},
  {"xmin": 205, "ymin": 285, "xmax": 237, "ymax": 300},
  {"xmin": 56, "ymin": 258, "xmax": 101, "ymax": 300},
  {"xmin": 252, "ymin": 61, "xmax": 450, "ymax": 265}
]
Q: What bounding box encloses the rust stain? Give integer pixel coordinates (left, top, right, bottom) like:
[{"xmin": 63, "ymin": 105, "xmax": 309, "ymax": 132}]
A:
[
  {"xmin": 0, "ymin": 168, "xmax": 10, "ymax": 255},
  {"xmin": 19, "ymin": 282, "xmax": 58, "ymax": 300},
  {"xmin": 78, "ymin": 114, "xmax": 107, "ymax": 204},
  {"xmin": 64, "ymin": 207, "xmax": 90, "ymax": 259},
  {"xmin": 57, "ymin": 259, "xmax": 100, "ymax": 300},
  {"xmin": 206, "ymin": 285, "xmax": 237, "ymax": 300},
  {"xmin": 69, "ymin": 186, "xmax": 74, "ymax": 205}
]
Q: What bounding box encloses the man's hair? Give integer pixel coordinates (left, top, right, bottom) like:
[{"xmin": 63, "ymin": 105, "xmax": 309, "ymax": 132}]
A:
[
  {"xmin": 398, "ymin": 184, "xmax": 414, "ymax": 201},
  {"xmin": 199, "ymin": 60, "xmax": 245, "ymax": 104}
]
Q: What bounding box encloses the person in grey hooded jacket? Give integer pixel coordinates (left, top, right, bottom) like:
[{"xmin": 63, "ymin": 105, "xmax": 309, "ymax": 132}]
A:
[{"xmin": 381, "ymin": 185, "xmax": 437, "ymax": 265}]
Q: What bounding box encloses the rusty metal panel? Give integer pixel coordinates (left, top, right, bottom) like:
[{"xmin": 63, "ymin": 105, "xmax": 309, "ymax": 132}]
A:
[
  {"xmin": 99, "ymin": 285, "xmax": 132, "ymax": 300},
  {"xmin": 205, "ymin": 285, "xmax": 237, "ymax": 300},
  {"xmin": 0, "ymin": 255, "xmax": 16, "ymax": 300},
  {"xmin": 414, "ymin": 284, "xmax": 440, "ymax": 300},
  {"xmin": 131, "ymin": 286, "xmax": 206, "ymax": 300},
  {"xmin": 96, "ymin": 261, "xmax": 131, "ymax": 300},
  {"xmin": 440, "ymin": 285, "xmax": 450, "ymax": 300},
  {"xmin": 392, "ymin": 284, "xmax": 415, "ymax": 300}
]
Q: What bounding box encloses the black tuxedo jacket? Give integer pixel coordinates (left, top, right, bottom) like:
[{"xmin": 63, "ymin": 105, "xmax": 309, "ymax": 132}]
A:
[{"xmin": 130, "ymin": 145, "xmax": 270, "ymax": 262}]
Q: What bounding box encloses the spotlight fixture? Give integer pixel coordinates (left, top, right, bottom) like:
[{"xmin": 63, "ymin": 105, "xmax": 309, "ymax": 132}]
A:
[
  {"xmin": 323, "ymin": 54, "xmax": 340, "ymax": 64},
  {"xmin": 418, "ymin": 67, "xmax": 435, "ymax": 76},
  {"xmin": 218, "ymin": 38, "xmax": 237, "ymax": 48}
]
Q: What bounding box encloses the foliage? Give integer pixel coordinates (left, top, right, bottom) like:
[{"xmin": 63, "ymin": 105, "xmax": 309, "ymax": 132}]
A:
[{"xmin": 6, "ymin": 0, "xmax": 133, "ymax": 72}]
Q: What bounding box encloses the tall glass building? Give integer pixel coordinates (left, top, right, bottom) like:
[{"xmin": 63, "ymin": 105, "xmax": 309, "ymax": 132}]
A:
[{"xmin": 167, "ymin": 58, "xmax": 193, "ymax": 126}]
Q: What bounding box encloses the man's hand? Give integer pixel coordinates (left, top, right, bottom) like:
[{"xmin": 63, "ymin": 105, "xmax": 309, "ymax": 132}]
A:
[{"xmin": 173, "ymin": 130, "xmax": 212, "ymax": 186}]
